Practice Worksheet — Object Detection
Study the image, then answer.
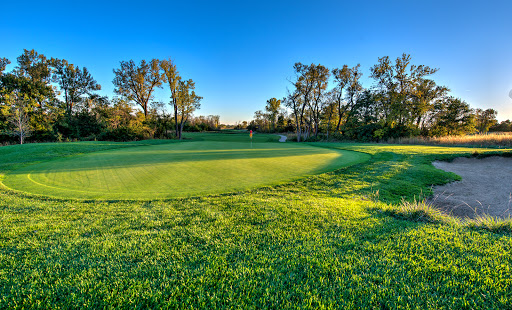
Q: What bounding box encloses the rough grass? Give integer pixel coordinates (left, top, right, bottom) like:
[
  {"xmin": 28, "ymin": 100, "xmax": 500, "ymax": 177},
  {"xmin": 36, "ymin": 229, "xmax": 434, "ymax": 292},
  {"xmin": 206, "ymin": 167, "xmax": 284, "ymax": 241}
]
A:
[
  {"xmin": 379, "ymin": 197, "xmax": 512, "ymax": 234},
  {"xmin": 1, "ymin": 134, "xmax": 512, "ymax": 308}
]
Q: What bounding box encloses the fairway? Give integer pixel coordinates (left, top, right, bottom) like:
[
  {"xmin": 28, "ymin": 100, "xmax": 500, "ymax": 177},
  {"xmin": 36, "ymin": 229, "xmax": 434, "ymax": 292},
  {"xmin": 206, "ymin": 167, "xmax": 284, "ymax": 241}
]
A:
[{"xmin": 2, "ymin": 140, "xmax": 369, "ymax": 199}]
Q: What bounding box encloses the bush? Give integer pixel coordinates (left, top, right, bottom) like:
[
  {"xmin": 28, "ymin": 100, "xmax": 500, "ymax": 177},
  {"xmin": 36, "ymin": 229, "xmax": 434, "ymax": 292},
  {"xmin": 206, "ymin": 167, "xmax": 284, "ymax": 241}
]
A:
[{"xmin": 98, "ymin": 127, "xmax": 144, "ymax": 141}]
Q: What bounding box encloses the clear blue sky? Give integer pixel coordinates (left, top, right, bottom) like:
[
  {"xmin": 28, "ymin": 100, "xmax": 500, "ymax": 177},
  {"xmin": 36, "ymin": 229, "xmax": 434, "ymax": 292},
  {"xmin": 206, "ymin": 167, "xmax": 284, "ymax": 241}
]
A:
[{"xmin": 2, "ymin": 0, "xmax": 511, "ymax": 124}]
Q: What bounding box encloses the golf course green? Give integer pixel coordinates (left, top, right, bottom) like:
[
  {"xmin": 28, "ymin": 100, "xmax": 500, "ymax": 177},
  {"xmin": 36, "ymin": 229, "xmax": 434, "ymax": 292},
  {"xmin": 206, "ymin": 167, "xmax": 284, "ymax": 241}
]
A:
[{"xmin": 2, "ymin": 136, "xmax": 370, "ymax": 199}]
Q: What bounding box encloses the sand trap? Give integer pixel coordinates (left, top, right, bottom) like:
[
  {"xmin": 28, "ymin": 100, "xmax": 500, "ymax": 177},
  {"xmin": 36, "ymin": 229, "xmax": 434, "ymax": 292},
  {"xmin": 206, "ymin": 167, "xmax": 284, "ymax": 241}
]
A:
[{"xmin": 432, "ymin": 157, "xmax": 512, "ymax": 219}]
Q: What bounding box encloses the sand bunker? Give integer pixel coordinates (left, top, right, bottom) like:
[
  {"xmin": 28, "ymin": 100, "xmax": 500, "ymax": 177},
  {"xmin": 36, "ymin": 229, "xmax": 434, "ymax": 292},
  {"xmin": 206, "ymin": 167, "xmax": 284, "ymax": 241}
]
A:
[{"xmin": 432, "ymin": 157, "xmax": 512, "ymax": 219}]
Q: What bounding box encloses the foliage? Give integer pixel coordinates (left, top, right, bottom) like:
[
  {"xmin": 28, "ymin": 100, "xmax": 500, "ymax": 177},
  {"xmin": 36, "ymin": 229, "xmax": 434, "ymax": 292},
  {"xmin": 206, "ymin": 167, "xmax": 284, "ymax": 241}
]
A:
[
  {"xmin": 475, "ymin": 108, "xmax": 498, "ymax": 133},
  {"xmin": 0, "ymin": 50, "xmax": 210, "ymax": 144},
  {"xmin": 112, "ymin": 59, "xmax": 163, "ymax": 117},
  {"xmin": 490, "ymin": 119, "xmax": 512, "ymax": 132},
  {"xmin": 52, "ymin": 58, "xmax": 101, "ymax": 115},
  {"xmin": 255, "ymin": 54, "xmax": 481, "ymax": 142},
  {"xmin": 160, "ymin": 59, "xmax": 202, "ymax": 140}
]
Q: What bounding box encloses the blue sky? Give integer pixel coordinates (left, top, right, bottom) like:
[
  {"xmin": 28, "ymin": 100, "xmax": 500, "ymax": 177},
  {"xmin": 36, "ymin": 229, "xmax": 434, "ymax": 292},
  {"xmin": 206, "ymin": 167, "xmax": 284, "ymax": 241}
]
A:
[{"xmin": 2, "ymin": 0, "xmax": 511, "ymax": 124}]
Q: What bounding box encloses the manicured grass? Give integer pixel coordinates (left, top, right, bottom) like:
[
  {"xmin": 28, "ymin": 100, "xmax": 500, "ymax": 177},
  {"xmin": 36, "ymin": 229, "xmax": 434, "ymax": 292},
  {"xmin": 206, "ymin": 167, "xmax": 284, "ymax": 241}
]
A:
[
  {"xmin": 1, "ymin": 133, "xmax": 512, "ymax": 309},
  {"xmin": 2, "ymin": 135, "xmax": 368, "ymax": 199}
]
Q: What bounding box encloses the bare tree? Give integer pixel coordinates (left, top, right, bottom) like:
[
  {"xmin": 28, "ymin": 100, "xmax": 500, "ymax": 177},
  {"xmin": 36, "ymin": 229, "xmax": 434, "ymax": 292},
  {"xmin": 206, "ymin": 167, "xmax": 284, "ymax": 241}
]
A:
[{"xmin": 6, "ymin": 92, "xmax": 31, "ymax": 144}]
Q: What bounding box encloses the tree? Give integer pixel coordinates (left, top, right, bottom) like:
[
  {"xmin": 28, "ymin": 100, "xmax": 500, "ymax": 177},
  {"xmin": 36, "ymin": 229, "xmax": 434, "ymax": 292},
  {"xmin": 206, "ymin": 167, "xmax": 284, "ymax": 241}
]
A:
[
  {"xmin": 112, "ymin": 59, "xmax": 163, "ymax": 117},
  {"xmin": 309, "ymin": 64, "xmax": 330, "ymax": 137},
  {"xmin": 265, "ymin": 97, "xmax": 281, "ymax": 131},
  {"xmin": 175, "ymin": 79, "xmax": 202, "ymax": 139},
  {"xmin": 1, "ymin": 56, "xmax": 57, "ymax": 140},
  {"xmin": 322, "ymin": 93, "xmax": 337, "ymax": 139},
  {"xmin": 52, "ymin": 59, "xmax": 101, "ymax": 115},
  {"xmin": 430, "ymin": 97, "xmax": 475, "ymax": 136},
  {"xmin": 342, "ymin": 64, "xmax": 363, "ymax": 131},
  {"xmin": 370, "ymin": 53, "xmax": 439, "ymax": 128},
  {"xmin": 331, "ymin": 65, "xmax": 350, "ymax": 131},
  {"xmin": 160, "ymin": 58, "xmax": 182, "ymax": 137},
  {"xmin": 14, "ymin": 49, "xmax": 52, "ymax": 83},
  {"xmin": 475, "ymin": 108, "xmax": 498, "ymax": 133},
  {"xmin": 160, "ymin": 59, "xmax": 202, "ymax": 139},
  {"xmin": 284, "ymin": 90, "xmax": 302, "ymax": 141},
  {"xmin": 287, "ymin": 63, "xmax": 329, "ymax": 141},
  {"xmin": 410, "ymin": 79, "xmax": 449, "ymax": 129},
  {"xmin": 489, "ymin": 119, "xmax": 512, "ymax": 132},
  {"xmin": 5, "ymin": 91, "xmax": 31, "ymax": 144},
  {"xmin": 0, "ymin": 58, "xmax": 10, "ymax": 75}
]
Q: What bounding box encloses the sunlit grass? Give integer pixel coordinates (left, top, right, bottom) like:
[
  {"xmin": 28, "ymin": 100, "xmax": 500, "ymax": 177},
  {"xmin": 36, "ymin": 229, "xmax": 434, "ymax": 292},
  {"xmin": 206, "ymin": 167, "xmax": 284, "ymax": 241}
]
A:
[
  {"xmin": 1, "ymin": 134, "xmax": 512, "ymax": 308},
  {"xmin": 2, "ymin": 140, "xmax": 368, "ymax": 199}
]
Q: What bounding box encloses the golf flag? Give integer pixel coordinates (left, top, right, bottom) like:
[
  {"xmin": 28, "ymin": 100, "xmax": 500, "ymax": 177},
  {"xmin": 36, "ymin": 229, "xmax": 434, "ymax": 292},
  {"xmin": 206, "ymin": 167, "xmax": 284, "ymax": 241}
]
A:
[{"xmin": 249, "ymin": 130, "xmax": 253, "ymax": 139}]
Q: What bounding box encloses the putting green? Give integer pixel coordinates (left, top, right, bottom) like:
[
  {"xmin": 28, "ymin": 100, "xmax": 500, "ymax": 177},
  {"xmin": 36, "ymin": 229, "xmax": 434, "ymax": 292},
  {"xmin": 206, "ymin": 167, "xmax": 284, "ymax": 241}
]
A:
[{"xmin": 2, "ymin": 141, "xmax": 370, "ymax": 199}]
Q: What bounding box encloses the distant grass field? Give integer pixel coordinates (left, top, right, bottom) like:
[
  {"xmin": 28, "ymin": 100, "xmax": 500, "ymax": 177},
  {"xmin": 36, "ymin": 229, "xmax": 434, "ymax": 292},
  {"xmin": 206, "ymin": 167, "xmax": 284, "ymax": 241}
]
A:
[
  {"xmin": 1, "ymin": 132, "xmax": 512, "ymax": 309},
  {"xmin": 1, "ymin": 133, "xmax": 368, "ymax": 199}
]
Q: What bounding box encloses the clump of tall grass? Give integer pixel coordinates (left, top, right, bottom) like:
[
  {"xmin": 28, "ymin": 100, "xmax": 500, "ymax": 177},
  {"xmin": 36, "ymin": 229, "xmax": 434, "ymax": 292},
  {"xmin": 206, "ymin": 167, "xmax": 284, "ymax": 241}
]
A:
[
  {"xmin": 467, "ymin": 215, "xmax": 512, "ymax": 233},
  {"xmin": 375, "ymin": 196, "xmax": 512, "ymax": 233},
  {"xmin": 377, "ymin": 197, "xmax": 454, "ymax": 224},
  {"xmin": 388, "ymin": 132, "xmax": 512, "ymax": 148}
]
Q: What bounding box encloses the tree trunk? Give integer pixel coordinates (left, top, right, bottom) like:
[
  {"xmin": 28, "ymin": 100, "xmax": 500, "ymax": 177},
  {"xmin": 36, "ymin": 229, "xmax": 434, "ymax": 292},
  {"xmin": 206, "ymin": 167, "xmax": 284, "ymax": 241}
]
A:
[{"xmin": 174, "ymin": 103, "xmax": 179, "ymax": 138}]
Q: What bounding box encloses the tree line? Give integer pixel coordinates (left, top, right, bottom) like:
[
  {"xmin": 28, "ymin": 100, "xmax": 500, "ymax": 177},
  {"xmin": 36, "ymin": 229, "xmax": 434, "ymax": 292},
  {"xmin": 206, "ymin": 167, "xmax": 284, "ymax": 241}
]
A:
[
  {"xmin": 0, "ymin": 49, "xmax": 215, "ymax": 144},
  {"xmin": 250, "ymin": 54, "xmax": 501, "ymax": 141}
]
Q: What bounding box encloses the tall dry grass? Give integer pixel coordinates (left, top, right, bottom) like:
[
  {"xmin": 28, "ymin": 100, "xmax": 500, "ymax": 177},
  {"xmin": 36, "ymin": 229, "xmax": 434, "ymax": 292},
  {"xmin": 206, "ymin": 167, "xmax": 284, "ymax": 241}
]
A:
[
  {"xmin": 376, "ymin": 197, "xmax": 512, "ymax": 233},
  {"xmin": 388, "ymin": 132, "xmax": 512, "ymax": 148}
]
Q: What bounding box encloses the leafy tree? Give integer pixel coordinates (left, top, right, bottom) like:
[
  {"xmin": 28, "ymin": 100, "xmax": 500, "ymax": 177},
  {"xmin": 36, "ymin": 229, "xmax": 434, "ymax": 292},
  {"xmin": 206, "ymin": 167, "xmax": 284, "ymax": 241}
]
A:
[
  {"xmin": 1, "ymin": 56, "xmax": 57, "ymax": 141},
  {"xmin": 0, "ymin": 58, "xmax": 10, "ymax": 75},
  {"xmin": 489, "ymin": 120, "xmax": 512, "ymax": 132},
  {"xmin": 14, "ymin": 49, "xmax": 52, "ymax": 82},
  {"xmin": 430, "ymin": 97, "xmax": 475, "ymax": 136},
  {"xmin": 331, "ymin": 65, "xmax": 350, "ymax": 132},
  {"xmin": 52, "ymin": 59, "xmax": 101, "ymax": 116},
  {"xmin": 410, "ymin": 79, "xmax": 449, "ymax": 129},
  {"xmin": 287, "ymin": 63, "xmax": 330, "ymax": 140},
  {"xmin": 175, "ymin": 79, "xmax": 202, "ymax": 139},
  {"xmin": 322, "ymin": 96, "xmax": 337, "ymax": 139},
  {"xmin": 112, "ymin": 59, "xmax": 163, "ymax": 117},
  {"xmin": 370, "ymin": 53, "xmax": 439, "ymax": 128},
  {"xmin": 475, "ymin": 108, "xmax": 498, "ymax": 133},
  {"xmin": 265, "ymin": 97, "xmax": 281, "ymax": 131},
  {"xmin": 342, "ymin": 64, "xmax": 364, "ymax": 132},
  {"xmin": 160, "ymin": 59, "xmax": 202, "ymax": 139},
  {"xmin": 160, "ymin": 59, "xmax": 182, "ymax": 137},
  {"xmin": 310, "ymin": 64, "xmax": 330, "ymax": 137}
]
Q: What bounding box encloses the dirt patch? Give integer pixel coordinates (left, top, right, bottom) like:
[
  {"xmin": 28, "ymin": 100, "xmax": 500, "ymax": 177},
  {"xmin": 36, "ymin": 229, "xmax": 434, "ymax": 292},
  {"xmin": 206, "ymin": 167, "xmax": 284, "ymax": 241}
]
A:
[{"xmin": 431, "ymin": 156, "xmax": 512, "ymax": 219}]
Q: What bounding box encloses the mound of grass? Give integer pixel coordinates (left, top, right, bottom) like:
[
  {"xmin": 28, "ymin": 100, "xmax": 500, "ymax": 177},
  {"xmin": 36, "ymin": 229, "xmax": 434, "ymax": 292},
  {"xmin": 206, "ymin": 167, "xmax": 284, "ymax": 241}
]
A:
[{"xmin": 1, "ymin": 135, "xmax": 512, "ymax": 308}]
